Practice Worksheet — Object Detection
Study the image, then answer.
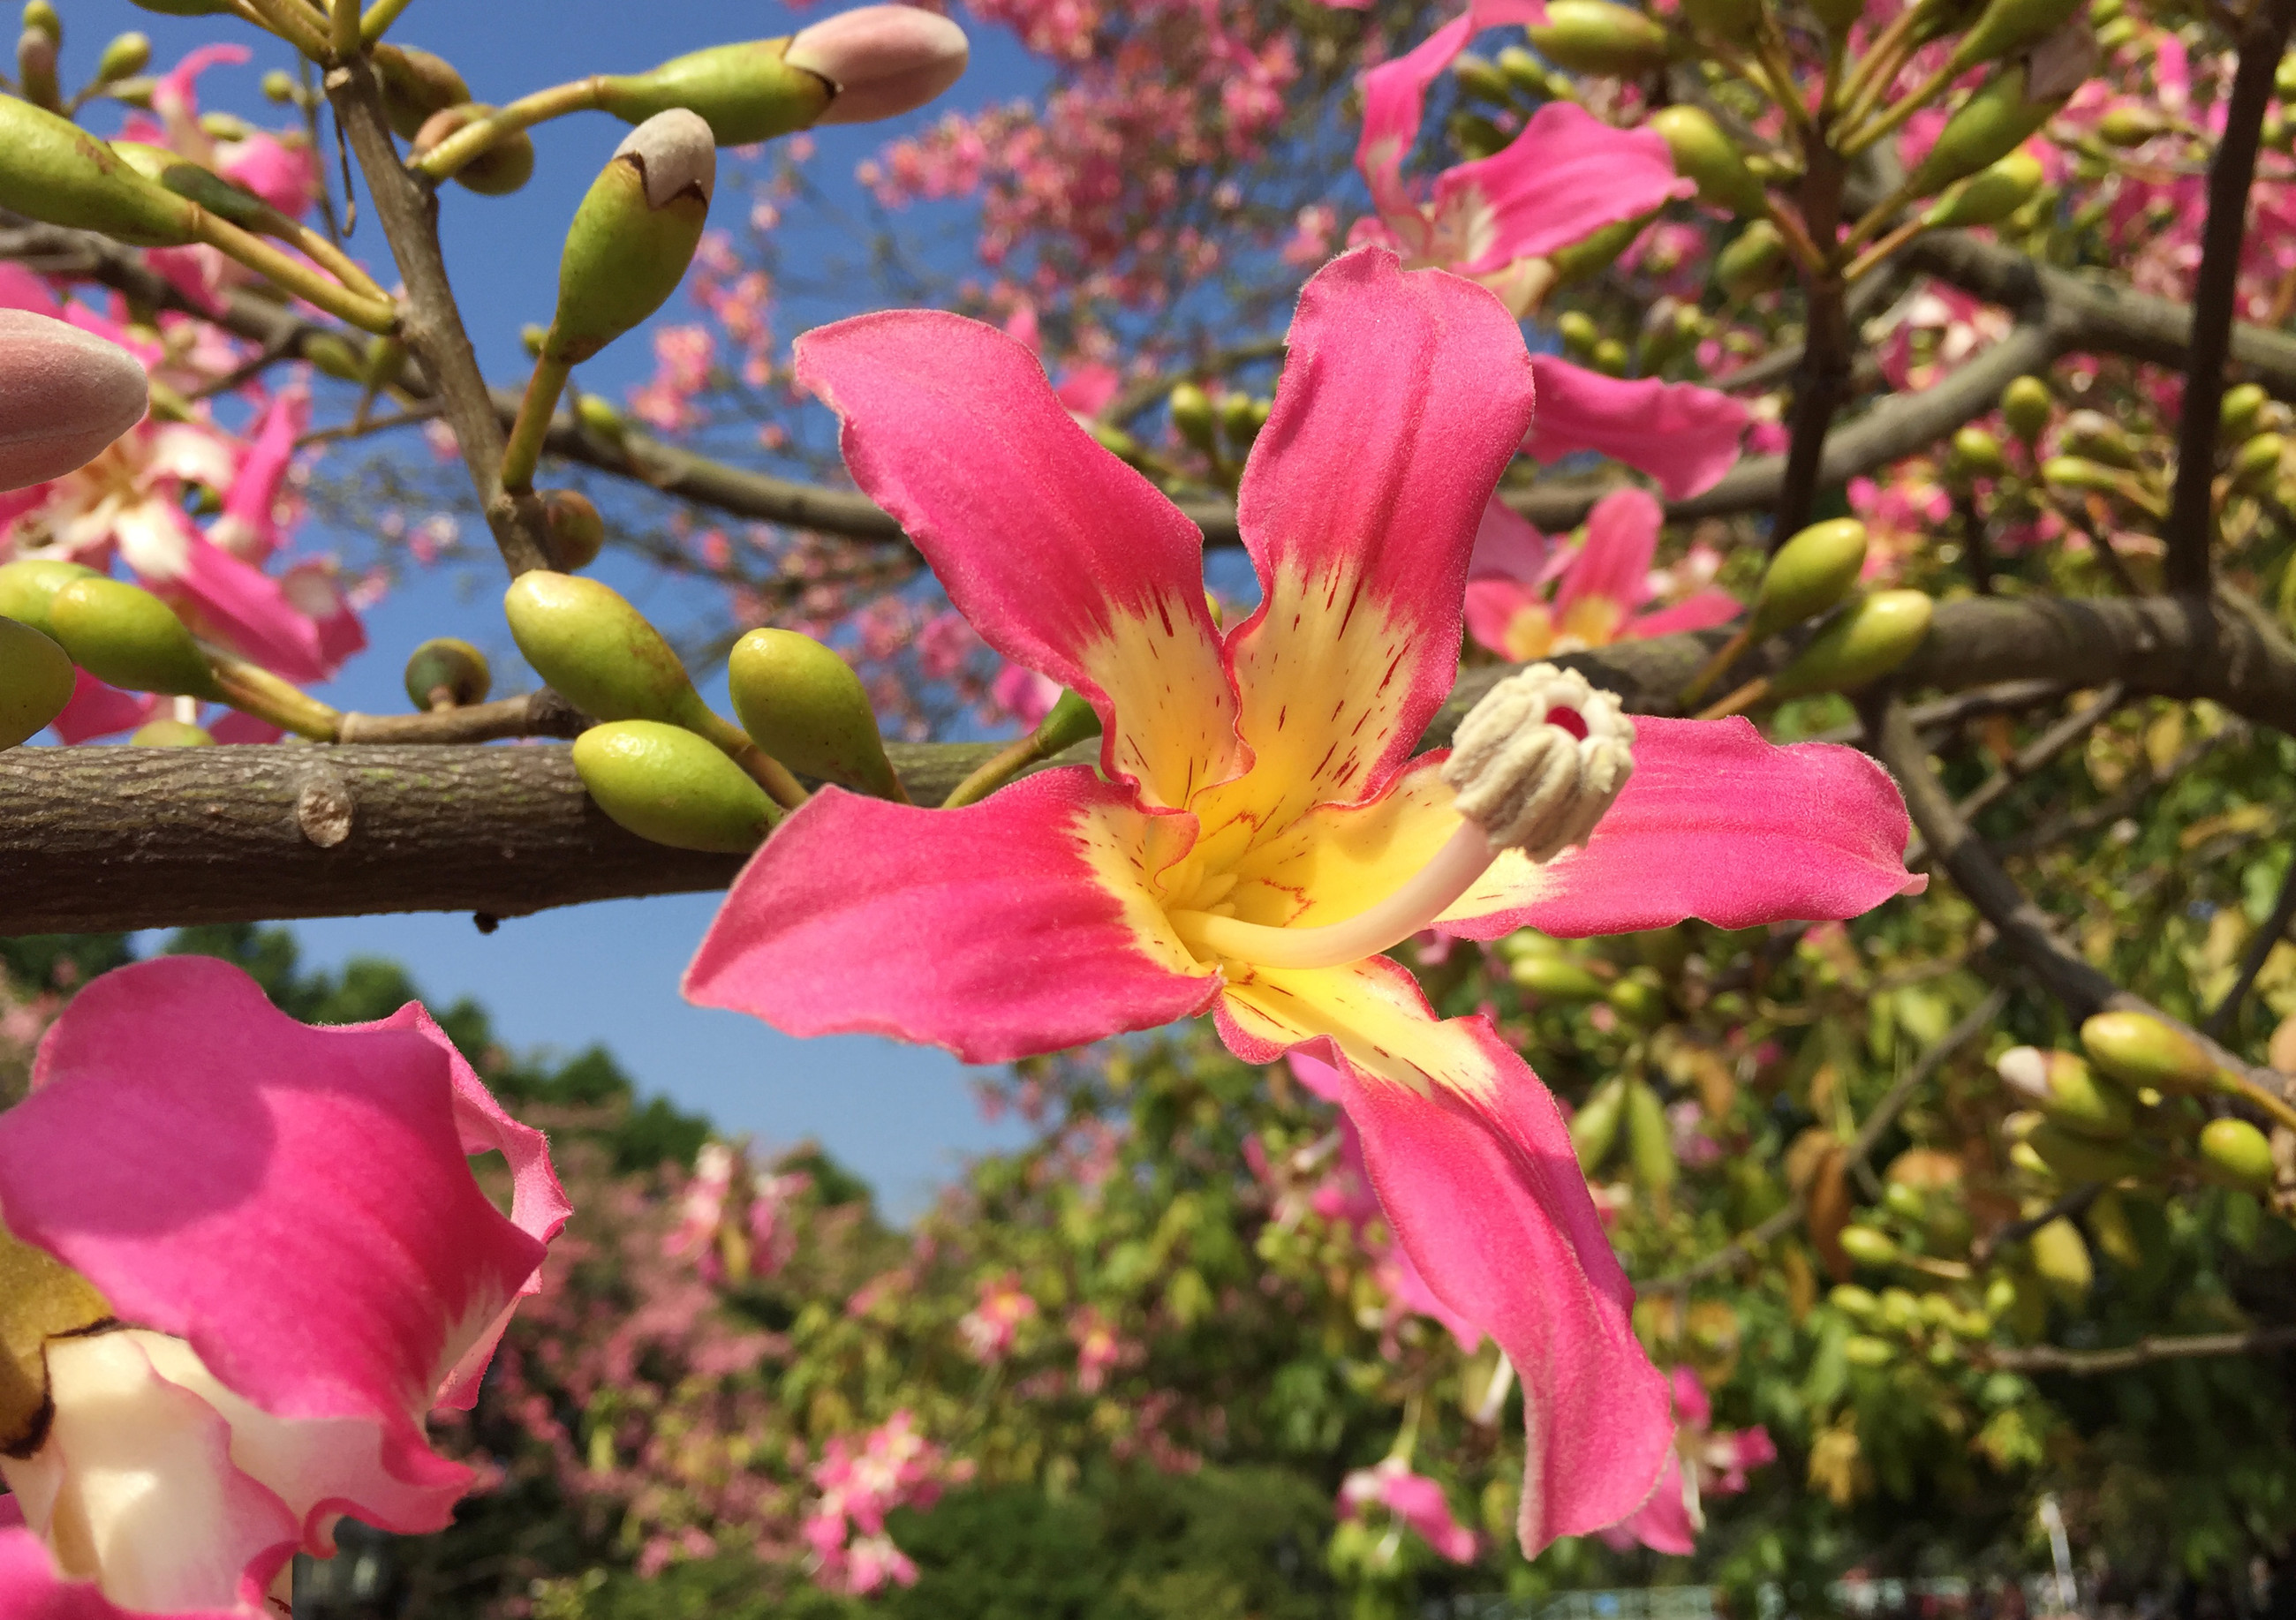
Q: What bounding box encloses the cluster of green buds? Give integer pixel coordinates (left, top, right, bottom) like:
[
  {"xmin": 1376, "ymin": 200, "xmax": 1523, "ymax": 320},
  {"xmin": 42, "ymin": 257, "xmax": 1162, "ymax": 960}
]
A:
[
  {"xmin": 1567, "ymin": 1073, "xmax": 1679, "ymax": 1198},
  {"xmin": 1160, "ymin": 381, "xmax": 1270, "ymax": 490},
  {"xmin": 503, "ymin": 573, "xmax": 911, "ymax": 854},
  {"xmin": 15, "ymin": 4, "xmax": 150, "ymax": 119}
]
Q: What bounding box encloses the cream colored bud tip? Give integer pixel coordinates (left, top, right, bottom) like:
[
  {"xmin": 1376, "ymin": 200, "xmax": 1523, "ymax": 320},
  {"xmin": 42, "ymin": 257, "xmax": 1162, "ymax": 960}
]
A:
[
  {"xmin": 1442, "ymin": 663, "xmax": 1635, "ymax": 863},
  {"xmin": 615, "ymin": 109, "xmax": 717, "ymax": 207},
  {"xmin": 0, "ymin": 309, "xmax": 147, "ymax": 492},
  {"xmin": 789, "ymin": 4, "xmax": 970, "ymax": 126}
]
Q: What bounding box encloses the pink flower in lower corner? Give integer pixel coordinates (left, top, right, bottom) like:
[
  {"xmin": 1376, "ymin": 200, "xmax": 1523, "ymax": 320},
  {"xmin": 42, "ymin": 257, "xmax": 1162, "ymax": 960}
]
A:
[
  {"xmin": 1464, "ymin": 488, "xmax": 1741, "ymax": 662},
  {"xmin": 0, "ymin": 957, "xmax": 570, "ymax": 1619},
  {"xmin": 684, "ymin": 247, "xmax": 1920, "ymax": 1553},
  {"xmin": 1600, "ymin": 1368, "xmax": 1779, "ymax": 1556},
  {"xmin": 806, "ymin": 1412, "xmax": 965, "ymax": 1594},
  {"xmin": 1340, "ymin": 1458, "xmax": 1481, "ymax": 1563},
  {"xmin": 1348, "ymin": 0, "xmax": 1688, "ymax": 314}
]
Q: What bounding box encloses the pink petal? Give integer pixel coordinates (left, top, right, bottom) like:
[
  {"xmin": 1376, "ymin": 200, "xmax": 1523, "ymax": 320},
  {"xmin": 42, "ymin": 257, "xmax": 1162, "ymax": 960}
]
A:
[
  {"xmin": 140, "ymin": 246, "xmax": 233, "ymax": 319},
  {"xmin": 1553, "ymin": 486, "xmax": 1660, "ymax": 620},
  {"xmin": 1054, "ymin": 360, "xmax": 1121, "ymax": 418},
  {"xmin": 0, "ymin": 264, "xmax": 61, "ymax": 314},
  {"xmin": 49, "ymin": 671, "xmax": 160, "ymax": 744},
  {"xmin": 210, "ymin": 390, "xmax": 307, "ymax": 561},
  {"xmin": 1221, "ymin": 248, "xmax": 1533, "ymax": 825},
  {"xmin": 1378, "ymin": 1467, "xmax": 1482, "ymax": 1563},
  {"xmin": 1468, "ymin": 496, "xmax": 1551, "ymax": 584},
  {"xmin": 1356, "ymin": 0, "xmax": 1549, "ymax": 218},
  {"xmin": 1446, "ymin": 717, "xmax": 1922, "ymax": 939},
  {"xmin": 1725, "ymin": 1425, "xmax": 1779, "ymax": 1481},
  {"xmin": 1215, "ymin": 956, "xmax": 1673, "ymax": 1551},
  {"xmin": 1670, "ymin": 1365, "xmax": 1711, "ymax": 1432},
  {"xmin": 206, "ymin": 709, "xmax": 282, "ymax": 745},
  {"xmin": 793, "ymin": 311, "xmax": 1237, "ymax": 812},
  {"xmin": 0, "ymin": 1519, "xmax": 264, "ymax": 1620},
  {"xmin": 1463, "ymin": 578, "xmax": 1541, "ymax": 659},
  {"xmin": 218, "ymin": 133, "xmax": 317, "ymax": 219},
  {"xmin": 1432, "ymin": 104, "xmax": 1689, "ymax": 274},
  {"xmin": 1524, "ymin": 357, "xmax": 1748, "ymax": 500},
  {"xmin": 7, "ymin": 956, "xmax": 553, "ymax": 1537},
  {"xmin": 1612, "ymin": 1451, "xmax": 1699, "ymax": 1555},
  {"xmin": 685, "ymin": 772, "xmax": 1220, "ymax": 1064},
  {"xmin": 1628, "ymin": 587, "xmax": 1743, "ymax": 638},
  {"xmin": 136, "ymin": 530, "xmax": 329, "ymax": 685}
]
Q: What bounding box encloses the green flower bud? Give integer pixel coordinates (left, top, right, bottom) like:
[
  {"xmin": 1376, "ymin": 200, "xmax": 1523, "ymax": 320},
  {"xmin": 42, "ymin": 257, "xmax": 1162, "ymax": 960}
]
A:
[
  {"xmin": 1649, "ymin": 105, "xmax": 1767, "ymax": 218},
  {"xmin": 2220, "ymin": 381, "xmax": 2268, "ymax": 441},
  {"xmin": 1448, "ymin": 110, "xmax": 1509, "ymax": 160},
  {"xmin": 1220, "ymin": 391, "xmax": 1263, "ymax": 447},
  {"xmin": 1882, "ymin": 1181, "xmax": 1929, "ymax": 1223},
  {"xmin": 1591, "ymin": 336, "xmax": 1630, "ymax": 375},
  {"xmin": 2001, "ymin": 375, "xmax": 2052, "ymax": 441},
  {"xmin": 2093, "ymin": 13, "xmax": 2136, "ymax": 49},
  {"xmin": 1997, "ymin": 1046, "xmax": 2134, "ymax": 1138},
  {"xmin": 1624, "ymin": 1078, "xmax": 1677, "ymax": 1194},
  {"xmin": 17, "ymin": 28, "xmax": 59, "ymax": 113},
  {"xmin": 596, "ymin": 39, "xmax": 834, "ymax": 145},
  {"xmin": 91, "ymin": 33, "xmax": 150, "ymax": 87},
  {"xmin": 261, "ymin": 69, "xmax": 296, "ymax": 104},
  {"xmin": 1768, "ymin": 588, "xmax": 1934, "ymax": 697},
  {"xmin": 412, "ymin": 105, "xmax": 535, "ymax": 196},
  {"xmin": 1716, "ymin": 218, "xmax": 1787, "ymax": 299},
  {"xmin": 20, "ymin": 2, "xmax": 57, "ymax": 41},
  {"xmin": 1548, "ymin": 209, "xmax": 1653, "ymax": 285},
  {"xmin": 541, "ymin": 489, "xmax": 606, "ymax": 570},
  {"xmin": 2025, "ymin": 1120, "xmax": 2157, "ymax": 1184},
  {"xmin": 1453, "ymin": 50, "xmax": 1514, "ymax": 102},
  {"xmin": 1168, "ymin": 382, "xmax": 1216, "ymax": 451},
  {"xmin": 1828, "ymin": 1284, "xmax": 1879, "ymax": 1318},
  {"xmin": 1943, "ymin": 0, "xmax": 2087, "ymax": 77},
  {"xmin": 572, "ymin": 719, "xmax": 778, "ymax": 854},
  {"xmin": 1680, "ymin": 0, "xmax": 1763, "ymax": 36},
  {"xmin": 371, "ymin": 42, "xmax": 472, "ymax": 142},
  {"xmin": 576, "ymin": 393, "xmax": 628, "ymax": 439},
  {"xmin": 112, "ymin": 141, "xmax": 268, "ymax": 229},
  {"xmin": 1607, "ymin": 968, "xmax": 1666, "ymax": 1027},
  {"xmin": 403, "ymin": 637, "xmax": 491, "ymax": 710},
  {"xmin": 1844, "ymin": 1333, "xmax": 1896, "ymax": 1367},
  {"xmin": 544, "ymin": 110, "xmax": 715, "ymax": 365},
  {"xmin": 1950, "ymin": 425, "xmax": 2010, "ymax": 479},
  {"xmin": 46, "ymin": 576, "xmax": 219, "ymax": 697},
  {"xmin": 1839, "ymin": 1226, "xmax": 1899, "ymax": 1267},
  {"xmin": 728, "ymin": 627, "xmax": 902, "ymax": 798},
  {"xmin": 0, "ymin": 614, "xmax": 72, "ymax": 750},
  {"xmin": 2028, "ymin": 1216, "xmax": 2091, "ymax": 1307},
  {"xmin": 2231, "ymin": 431, "xmax": 2285, "ymax": 493},
  {"xmin": 2277, "ymin": 50, "xmax": 2296, "ymax": 100},
  {"xmin": 1903, "ymin": 26, "xmax": 2096, "ymax": 199},
  {"xmin": 1509, "ymin": 953, "xmax": 1609, "ymax": 999},
  {"xmin": 0, "ymin": 92, "xmax": 200, "ymax": 245},
  {"xmin": 2096, "ymin": 104, "xmax": 2170, "ymax": 146},
  {"xmin": 1495, "ymin": 44, "xmax": 1556, "ymax": 96},
  {"xmin": 2059, "ymin": 409, "xmax": 2139, "ymax": 468},
  {"xmin": 128, "ymin": 717, "xmax": 215, "ymax": 746},
  {"xmin": 2081, "ymin": 1010, "xmax": 2220, "ymax": 1094},
  {"xmin": 1922, "ymin": 148, "xmax": 2044, "ymax": 228},
  {"xmin": 1569, "ymin": 1076, "xmax": 1626, "ymax": 1172},
  {"xmin": 1556, "ymin": 310, "xmax": 1600, "ymax": 358},
  {"xmin": 2198, "ymin": 1118, "xmax": 2275, "ymax": 1193},
  {"xmin": 0, "ymin": 557, "xmax": 95, "ymax": 639},
  {"xmin": 502, "ymin": 570, "xmax": 714, "ymax": 732},
  {"xmin": 1752, "ymin": 518, "xmax": 1868, "ymax": 638},
  {"xmin": 1526, "ymin": 1, "xmax": 1672, "ymax": 76}
]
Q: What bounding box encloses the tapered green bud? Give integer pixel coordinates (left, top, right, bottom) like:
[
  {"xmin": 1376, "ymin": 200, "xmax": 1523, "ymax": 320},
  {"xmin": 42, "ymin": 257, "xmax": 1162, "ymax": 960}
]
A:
[
  {"xmin": 0, "ymin": 95, "xmax": 200, "ymax": 245},
  {"xmin": 18, "ymin": 29, "xmax": 59, "ymax": 113},
  {"xmin": 1997, "ymin": 1046, "xmax": 2133, "ymax": 1138},
  {"xmin": 46, "ymin": 576, "xmax": 219, "ymax": 697},
  {"xmin": 2096, "ymin": 104, "xmax": 2170, "ymax": 146},
  {"xmin": 1495, "ymin": 45, "xmax": 1557, "ymax": 96},
  {"xmin": 1509, "ymin": 953, "xmax": 1608, "ymax": 999},
  {"xmin": 1548, "ymin": 209, "xmax": 1654, "ymax": 285},
  {"xmin": 1829, "ymin": 1284, "xmax": 1879, "ymax": 1318},
  {"xmin": 2040, "ymin": 454, "xmax": 2138, "ymax": 498},
  {"xmin": 1950, "ymin": 425, "xmax": 2010, "ymax": 478},
  {"xmin": 1556, "ymin": 310, "xmax": 1600, "ymax": 358},
  {"xmin": 1607, "ymin": 968, "xmax": 1665, "ymax": 1027},
  {"xmin": 2231, "ymin": 432, "xmax": 2285, "ymax": 492},
  {"xmin": 1168, "ymin": 382, "xmax": 1216, "ymax": 450},
  {"xmin": 1649, "ymin": 105, "xmax": 1767, "ymax": 218},
  {"xmin": 112, "ymin": 142, "xmax": 269, "ymax": 228},
  {"xmin": 1679, "ymin": 0, "xmax": 1763, "ymax": 37},
  {"xmin": 502, "ymin": 570, "xmax": 711, "ymax": 730},
  {"xmin": 2001, "ymin": 374, "xmax": 2052, "ymax": 441},
  {"xmin": 128, "ymin": 718, "xmax": 214, "ymax": 746},
  {"xmin": 1568, "ymin": 1077, "xmax": 1626, "ymax": 1172},
  {"xmin": 1902, "ymin": 27, "xmax": 2096, "ymax": 199},
  {"xmin": 403, "ymin": 637, "xmax": 491, "ymax": 710},
  {"xmin": 1839, "ymin": 1226, "xmax": 1899, "ymax": 1267},
  {"xmin": 20, "ymin": 2, "xmax": 56, "ymax": 41},
  {"xmin": 261, "ymin": 70, "xmax": 295, "ymax": 103},
  {"xmin": 2027, "ymin": 1120, "xmax": 2157, "ymax": 1183},
  {"xmin": 1922, "ymin": 149, "xmax": 2044, "ymax": 227},
  {"xmin": 1843, "ymin": 1334, "xmax": 1895, "ymax": 1367},
  {"xmin": 412, "ymin": 105, "xmax": 535, "ymax": 196},
  {"xmin": 541, "ymin": 489, "xmax": 606, "ymax": 570},
  {"xmin": 1031, "ymin": 687, "xmax": 1102, "ymax": 756},
  {"xmin": 1449, "ymin": 110, "xmax": 1508, "ymax": 159},
  {"xmin": 2278, "ymin": 50, "xmax": 2296, "ymax": 100},
  {"xmin": 0, "ymin": 557, "xmax": 97, "ymax": 639},
  {"xmin": 1220, "ymin": 391, "xmax": 1264, "ymax": 446},
  {"xmin": 572, "ymin": 720, "xmax": 778, "ymax": 854},
  {"xmin": 1526, "ymin": 1, "xmax": 1671, "ymax": 75},
  {"xmin": 1453, "ymin": 50, "xmax": 1513, "ymax": 102},
  {"xmin": 1591, "ymin": 336, "xmax": 1629, "ymax": 375},
  {"xmin": 2198, "ymin": 1118, "xmax": 2275, "ymax": 1193},
  {"xmin": 2082, "ymin": 1011, "xmax": 2220, "ymax": 1094},
  {"xmin": 1716, "ymin": 218, "xmax": 1786, "ymax": 299},
  {"xmin": 0, "ymin": 614, "xmax": 72, "ymax": 750},
  {"xmin": 544, "ymin": 111, "xmax": 714, "ymax": 365},
  {"xmin": 596, "ymin": 39, "xmax": 834, "ymax": 145},
  {"xmin": 2028, "ymin": 1217, "xmax": 2091, "ymax": 1307},
  {"xmin": 1943, "ymin": 0, "xmax": 2087, "ymax": 78},
  {"xmin": 96, "ymin": 32, "xmax": 150, "ymax": 83},
  {"xmin": 2220, "ymin": 382, "xmax": 2268, "ymax": 441},
  {"xmin": 1769, "ymin": 589, "xmax": 1933, "ymax": 698},
  {"xmin": 1624, "ymin": 1079, "xmax": 1676, "ymax": 1194},
  {"xmin": 728, "ymin": 627, "xmax": 900, "ymax": 797},
  {"xmin": 2093, "ymin": 13, "xmax": 2135, "ymax": 48},
  {"xmin": 371, "ymin": 43, "xmax": 472, "ymax": 142},
  {"xmin": 576, "ymin": 394, "xmax": 627, "ymax": 438},
  {"xmin": 782, "ymin": 6, "xmax": 969, "ymax": 128},
  {"xmin": 1751, "ymin": 518, "xmax": 1868, "ymax": 638}
]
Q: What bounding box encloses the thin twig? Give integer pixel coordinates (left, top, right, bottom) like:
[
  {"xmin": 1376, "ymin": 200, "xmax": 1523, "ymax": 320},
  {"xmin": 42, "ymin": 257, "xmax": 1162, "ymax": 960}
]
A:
[
  {"xmin": 1906, "ymin": 683, "xmax": 2126, "ymax": 868},
  {"xmin": 1972, "ymin": 1324, "xmax": 2296, "ymax": 1375}
]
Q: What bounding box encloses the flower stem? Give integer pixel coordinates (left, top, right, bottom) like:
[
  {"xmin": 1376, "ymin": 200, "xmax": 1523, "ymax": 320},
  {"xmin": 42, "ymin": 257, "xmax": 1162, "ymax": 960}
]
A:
[
  {"xmin": 412, "ymin": 79, "xmax": 608, "ymax": 184},
  {"xmin": 500, "ymin": 354, "xmax": 572, "ymax": 495},
  {"xmin": 209, "ymin": 657, "xmax": 344, "ymax": 741},
  {"xmin": 359, "ymin": 0, "xmax": 415, "ymax": 43},
  {"xmin": 194, "ymin": 210, "xmax": 397, "ymax": 334}
]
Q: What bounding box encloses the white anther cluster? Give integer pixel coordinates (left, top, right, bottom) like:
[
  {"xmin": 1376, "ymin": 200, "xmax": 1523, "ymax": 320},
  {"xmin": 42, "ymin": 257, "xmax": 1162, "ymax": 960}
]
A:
[{"xmin": 1440, "ymin": 663, "xmax": 1635, "ymax": 863}]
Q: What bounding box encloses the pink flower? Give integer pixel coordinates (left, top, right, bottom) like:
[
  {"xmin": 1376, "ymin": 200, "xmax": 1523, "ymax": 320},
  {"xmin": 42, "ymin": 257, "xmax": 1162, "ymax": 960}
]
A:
[
  {"xmin": 956, "ymin": 1271, "xmax": 1039, "ymax": 1363},
  {"xmin": 992, "ymin": 662, "xmax": 1063, "ymax": 727},
  {"xmin": 1463, "ymin": 488, "xmax": 1741, "ymax": 661},
  {"xmin": 1522, "ymin": 357, "xmax": 1750, "ymax": 500},
  {"xmin": 685, "ymin": 248, "xmax": 1919, "ymax": 1552},
  {"xmin": 1601, "ymin": 1368, "xmax": 1777, "ymax": 1555},
  {"xmin": 0, "ymin": 957, "xmax": 569, "ymax": 1616},
  {"xmin": 1069, "ymin": 1306, "xmax": 1126, "ymax": 1394},
  {"xmin": 805, "ymin": 1411, "xmax": 957, "ymax": 1593},
  {"xmin": 1340, "ymin": 1458, "xmax": 1481, "ymax": 1563},
  {"xmin": 1350, "ymin": 0, "xmax": 1688, "ymax": 314}
]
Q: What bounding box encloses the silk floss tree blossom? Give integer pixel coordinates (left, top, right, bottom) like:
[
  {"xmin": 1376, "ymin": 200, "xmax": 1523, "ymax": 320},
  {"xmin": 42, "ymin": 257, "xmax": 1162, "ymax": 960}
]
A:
[
  {"xmin": 1465, "ymin": 488, "xmax": 1742, "ymax": 663},
  {"xmin": 685, "ymin": 246, "xmax": 1920, "ymax": 1548},
  {"xmin": 1600, "ymin": 1368, "xmax": 1779, "ymax": 1556},
  {"xmin": 0, "ymin": 957, "xmax": 569, "ymax": 1616}
]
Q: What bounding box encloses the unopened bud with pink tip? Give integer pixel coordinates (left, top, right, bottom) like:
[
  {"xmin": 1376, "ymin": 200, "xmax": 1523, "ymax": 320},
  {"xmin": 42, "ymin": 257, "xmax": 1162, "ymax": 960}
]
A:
[
  {"xmin": 787, "ymin": 5, "xmax": 970, "ymax": 126},
  {"xmin": 0, "ymin": 309, "xmax": 148, "ymax": 491}
]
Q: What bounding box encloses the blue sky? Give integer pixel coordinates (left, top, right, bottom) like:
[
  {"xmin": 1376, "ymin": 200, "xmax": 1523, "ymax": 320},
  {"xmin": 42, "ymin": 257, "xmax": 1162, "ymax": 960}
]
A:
[{"xmin": 64, "ymin": 0, "xmax": 1057, "ymax": 1216}]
